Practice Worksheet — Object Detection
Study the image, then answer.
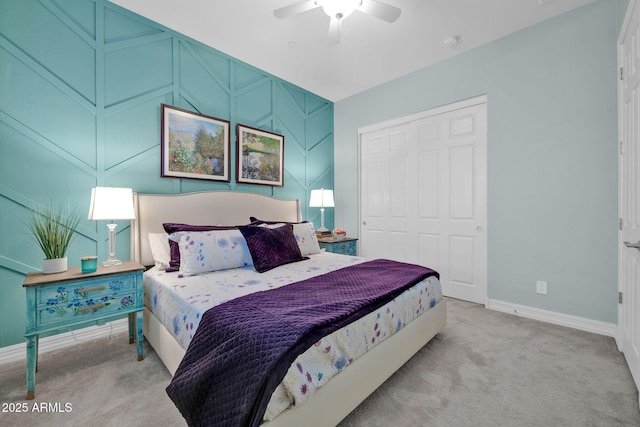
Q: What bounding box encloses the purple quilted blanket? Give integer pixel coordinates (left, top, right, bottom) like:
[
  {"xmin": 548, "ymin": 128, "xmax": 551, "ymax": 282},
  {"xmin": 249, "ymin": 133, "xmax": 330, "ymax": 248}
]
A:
[{"xmin": 166, "ymin": 259, "xmax": 439, "ymax": 427}]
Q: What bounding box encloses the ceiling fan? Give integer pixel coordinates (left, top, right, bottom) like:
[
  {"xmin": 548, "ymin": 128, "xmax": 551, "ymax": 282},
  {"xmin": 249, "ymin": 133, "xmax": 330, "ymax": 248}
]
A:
[{"xmin": 274, "ymin": 0, "xmax": 401, "ymax": 45}]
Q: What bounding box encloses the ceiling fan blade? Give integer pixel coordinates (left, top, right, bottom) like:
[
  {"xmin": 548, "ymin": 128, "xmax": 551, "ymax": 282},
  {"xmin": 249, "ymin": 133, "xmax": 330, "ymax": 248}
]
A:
[
  {"xmin": 359, "ymin": 0, "xmax": 401, "ymax": 23},
  {"xmin": 328, "ymin": 17, "xmax": 341, "ymax": 45},
  {"xmin": 274, "ymin": 0, "xmax": 320, "ymax": 19}
]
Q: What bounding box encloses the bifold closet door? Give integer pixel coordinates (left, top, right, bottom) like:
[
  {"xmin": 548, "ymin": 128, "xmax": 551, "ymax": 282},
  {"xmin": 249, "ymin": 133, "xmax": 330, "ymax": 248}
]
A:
[{"xmin": 360, "ymin": 98, "xmax": 487, "ymax": 304}]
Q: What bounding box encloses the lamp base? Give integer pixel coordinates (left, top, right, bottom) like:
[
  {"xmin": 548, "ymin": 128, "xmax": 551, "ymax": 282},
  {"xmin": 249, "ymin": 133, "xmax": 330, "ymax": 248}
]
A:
[
  {"xmin": 102, "ymin": 256, "xmax": 123, "ymax": 267},
  {"xmin": 104, "ymin": 223, "xmax": 122, "ymax": 267},
  {"xmin": 317, "ymin": 208, "xmax": 329, "ymax": 233}
]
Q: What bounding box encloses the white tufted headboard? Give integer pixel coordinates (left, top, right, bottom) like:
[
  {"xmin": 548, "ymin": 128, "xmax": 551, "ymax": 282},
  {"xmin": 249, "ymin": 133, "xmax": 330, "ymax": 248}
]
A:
[{"xmin": 130, "ymin": 191, "xmax": 301, "ymax": 267}]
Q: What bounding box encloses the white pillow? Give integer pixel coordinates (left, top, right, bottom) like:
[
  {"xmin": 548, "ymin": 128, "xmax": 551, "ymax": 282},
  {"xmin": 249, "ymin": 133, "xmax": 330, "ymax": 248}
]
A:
[
  {"xmin": 257, "ymin": 222, "xmax": 321, "ymax": 256},
  {"xmin": 293, "ymin": 222, "xmax": 321, "ymax": 256},
  {"xmin": 168, "ymin": 229, "xmax": 250, "ymax": 276},
  {"xmin": 148, "ymin": 233, "xmax": 171, "ymax": 270}
]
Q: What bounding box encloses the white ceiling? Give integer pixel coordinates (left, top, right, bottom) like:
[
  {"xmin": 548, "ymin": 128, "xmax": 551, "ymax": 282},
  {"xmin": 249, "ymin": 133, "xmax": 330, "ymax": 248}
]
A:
[{"xmin": 109, "ymin": 0, "xmax": 596, "ymax": 101}]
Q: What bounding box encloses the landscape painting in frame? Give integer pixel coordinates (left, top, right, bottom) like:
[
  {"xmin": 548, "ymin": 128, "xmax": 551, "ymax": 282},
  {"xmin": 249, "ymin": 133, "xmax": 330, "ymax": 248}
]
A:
[
  {"xmin": 237, "ymin": 124, "xmax": 284, "ymax": 187},
  {"xmin": 161, "ymin": 104, "xmax": 230, "ymax": 182}
]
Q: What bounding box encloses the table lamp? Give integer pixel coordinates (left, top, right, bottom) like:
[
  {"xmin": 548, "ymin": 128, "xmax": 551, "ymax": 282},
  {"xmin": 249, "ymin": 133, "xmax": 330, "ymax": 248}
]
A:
[
  {"xmin": 88, "ymin": 187, "xmax": 136, "ymax": 266},
  {"xmin": 309, "ymin": 188, "xmax": 334, "ymax": 232}
]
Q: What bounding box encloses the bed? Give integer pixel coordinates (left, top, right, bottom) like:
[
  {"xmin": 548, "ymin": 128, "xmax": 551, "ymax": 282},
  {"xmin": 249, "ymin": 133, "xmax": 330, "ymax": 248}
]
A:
[{"xmin": 130, "ymin": 190, "xmax": 446, "ymax": 426}]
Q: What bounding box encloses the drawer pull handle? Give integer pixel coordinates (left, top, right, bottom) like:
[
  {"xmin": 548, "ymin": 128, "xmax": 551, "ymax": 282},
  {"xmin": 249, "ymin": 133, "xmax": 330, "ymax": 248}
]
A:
[
  {"xmin": 77, "ymin": 303, "xmax": 106, "ymax": 312},
  {"xmin": 77, "ymin": 286, "xmax": 106, "ymax": 294}
]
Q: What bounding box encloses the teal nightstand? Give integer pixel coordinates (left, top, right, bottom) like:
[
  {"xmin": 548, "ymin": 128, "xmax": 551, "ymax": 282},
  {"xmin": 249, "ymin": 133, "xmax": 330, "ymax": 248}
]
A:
[
  {"xmin": 23, "ymin": 261, "xmax": 145, "ymax": 399},
  {"xmin": 318, "ymin": 236, "xmax": 358, "ymax": 256}
]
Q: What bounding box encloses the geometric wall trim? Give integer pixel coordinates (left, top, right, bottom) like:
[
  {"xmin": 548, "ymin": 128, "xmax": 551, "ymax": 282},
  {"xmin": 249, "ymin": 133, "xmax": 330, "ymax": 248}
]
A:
[{"xmin": 0, "ymin": 0, "xmax": 333, "ymax": 348}]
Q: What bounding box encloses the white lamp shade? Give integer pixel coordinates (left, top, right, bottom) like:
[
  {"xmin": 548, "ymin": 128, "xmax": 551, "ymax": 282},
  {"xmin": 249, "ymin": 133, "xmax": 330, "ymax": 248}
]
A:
[
  {"xmin": 309, "ymin": 189, "xmax": 335, "ymax": 208},
  {"xmin": 88, "ymin": 187, "xmax": 136, "ymax": 220}
]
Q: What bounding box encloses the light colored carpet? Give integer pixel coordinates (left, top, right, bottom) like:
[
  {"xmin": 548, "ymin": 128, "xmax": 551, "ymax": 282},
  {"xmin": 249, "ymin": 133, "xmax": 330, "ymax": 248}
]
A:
[
  {"xmin": 341, "ymin": 298, "xmax": 640, "ymax": 427},
  {"xmin": 0, "ymin": 298, "xmax": 638, "ymax": 426},
  {"xmin": 0, "ymin": 332, "xmax": 184, "ymax": 427}
]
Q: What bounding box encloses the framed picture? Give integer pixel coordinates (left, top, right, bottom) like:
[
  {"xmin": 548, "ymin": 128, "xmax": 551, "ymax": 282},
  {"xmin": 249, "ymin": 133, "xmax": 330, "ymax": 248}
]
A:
[
  {"xmin": 161, "ymin": 104, "xmax": 231, "ymax": 182},
  {"xmin": 236, "ymin": 124, "xmax": 284, "ymax": 187}
]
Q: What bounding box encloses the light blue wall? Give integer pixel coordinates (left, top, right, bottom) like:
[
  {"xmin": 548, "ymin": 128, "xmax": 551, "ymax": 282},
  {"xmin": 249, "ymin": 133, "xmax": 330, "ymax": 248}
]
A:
[
  {"xmin": 0, "ymin": 0, "xmax": 333, "ymax": 348},
  {"xmin": 335, "ymin": 0, "xmax": 628, "ymax": 324}
]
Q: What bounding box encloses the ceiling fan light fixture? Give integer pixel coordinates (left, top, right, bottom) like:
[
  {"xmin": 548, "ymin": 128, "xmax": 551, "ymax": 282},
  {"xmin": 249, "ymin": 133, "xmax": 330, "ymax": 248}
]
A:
[{"xmin": 320, "ymin": 0, "xmax": 362, "ymax": 19}]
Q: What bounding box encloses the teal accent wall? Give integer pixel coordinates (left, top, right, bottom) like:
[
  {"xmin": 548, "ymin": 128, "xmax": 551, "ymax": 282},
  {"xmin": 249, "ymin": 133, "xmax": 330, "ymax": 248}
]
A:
[
  {"xmin": 334, "ymin": 0, "xmax": 628, "ymax": 324},
  {"xmin": 0, "ymin": 0, "xmax": 333, "ymax": 348}
]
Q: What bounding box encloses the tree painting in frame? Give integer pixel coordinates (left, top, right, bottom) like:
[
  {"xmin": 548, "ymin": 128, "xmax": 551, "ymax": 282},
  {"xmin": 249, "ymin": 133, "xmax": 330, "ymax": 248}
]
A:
[
  {"xmin": 161, "ymin": 104, "xmax": 231, "ymax": 182},
  {"xmin": 237, "ymin": 124, "xmax": 284, "ymax": 187}
]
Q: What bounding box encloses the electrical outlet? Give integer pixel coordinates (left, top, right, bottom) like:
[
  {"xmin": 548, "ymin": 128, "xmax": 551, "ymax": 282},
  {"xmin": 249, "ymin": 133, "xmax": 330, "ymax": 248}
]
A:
[{"xmin": 536, "ymin": 281, "xmax": 547, "ymax": 295}]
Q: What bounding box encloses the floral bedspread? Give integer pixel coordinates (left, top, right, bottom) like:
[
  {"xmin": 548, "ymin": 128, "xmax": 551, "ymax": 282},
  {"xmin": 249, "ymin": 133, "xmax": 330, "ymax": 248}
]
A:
[{"xmin": 143, "ymin": 252, "xmax": 442, "ymax": 421}]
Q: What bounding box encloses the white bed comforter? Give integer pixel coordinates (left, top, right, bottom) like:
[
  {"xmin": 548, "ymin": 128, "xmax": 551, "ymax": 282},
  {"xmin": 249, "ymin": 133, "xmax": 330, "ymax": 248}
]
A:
[{"xmin": 143, "ymin": 252, "xmax": 442, "ymax": 420}]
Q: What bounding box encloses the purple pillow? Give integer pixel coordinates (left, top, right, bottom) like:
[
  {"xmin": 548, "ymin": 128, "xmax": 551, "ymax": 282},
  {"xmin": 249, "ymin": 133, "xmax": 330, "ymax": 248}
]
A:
[
  {"xmin": 238, "ymin": 224, "xmax": 308, "ymax": 273},
  {"xmin": 249, "ymin": 217, "xmax": 309, "ymax": 225},
  {"xmin": 162, "ymin": 223, "xmax": 236, "ymax": 271}
]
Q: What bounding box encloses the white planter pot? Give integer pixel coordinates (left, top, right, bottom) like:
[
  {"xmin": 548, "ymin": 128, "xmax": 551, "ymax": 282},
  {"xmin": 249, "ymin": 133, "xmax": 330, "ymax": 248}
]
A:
[{"xmin": 43, "ymin": 257, "xmax": 67, "ymax": 274}]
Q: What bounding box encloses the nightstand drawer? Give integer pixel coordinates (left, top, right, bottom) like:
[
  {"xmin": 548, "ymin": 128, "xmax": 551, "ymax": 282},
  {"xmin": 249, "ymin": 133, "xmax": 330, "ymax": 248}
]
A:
[
  {"xmin": 34, "ymin": 274, "xmax": 139, "ymax": 328},
  {"xmin": 318, "ymin": 237, "xmax": 358, "ymax": 256},
  {"xmin": 37, "ymin": 275, "xmax": 135, "ymax": 303}
]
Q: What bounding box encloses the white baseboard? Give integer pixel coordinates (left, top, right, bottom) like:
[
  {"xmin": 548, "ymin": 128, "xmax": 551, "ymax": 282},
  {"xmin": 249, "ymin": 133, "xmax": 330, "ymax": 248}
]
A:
[
  {"xmin": 486, "ymin": 298, "xmax": 617, "ymax": 337},
  {"xmin": 0, "ymin": 318, "xmax": 128, "ymax": 365}
]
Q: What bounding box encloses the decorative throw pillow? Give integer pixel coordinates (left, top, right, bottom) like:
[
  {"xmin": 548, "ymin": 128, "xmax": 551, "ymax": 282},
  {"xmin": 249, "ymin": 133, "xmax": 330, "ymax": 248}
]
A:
[
  {"xmin": 249, "ymin": 217, "xmax": 320, "ymax": 256},
  {"xmin": 249, "ymin": 217, "xmax": 303, "ymax": 226},
  {"xmin": 163, "ymin": 223, "xmax": 236, "ymax": 271},
  {"xmin": 238, "ymin": 224, "xmax": 308, "ymax": 273},
  {"xmin": 148, "ymin": 232, "xmax": 171, "ymax": 270},
  {"xmin": 168, "ymin": 229, "xmax": 249, "ymax": 276},
  {"xmin": 293, "ymin": 222, "xmax": 321, "ymax": 256}
]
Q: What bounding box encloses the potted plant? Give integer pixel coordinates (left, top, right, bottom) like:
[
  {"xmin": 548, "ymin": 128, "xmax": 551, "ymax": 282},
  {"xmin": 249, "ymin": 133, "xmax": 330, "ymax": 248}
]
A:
[{"xmin": 26, "ymin": 202, "xmax": 81, "ymax": 274}]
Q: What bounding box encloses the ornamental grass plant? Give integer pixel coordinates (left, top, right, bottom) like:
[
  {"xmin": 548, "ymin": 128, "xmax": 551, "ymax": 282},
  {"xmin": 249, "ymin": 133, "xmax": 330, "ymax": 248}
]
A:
[{"xmin": 26, "ymin": 202, "xmax": 81, "ymax": 260}]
